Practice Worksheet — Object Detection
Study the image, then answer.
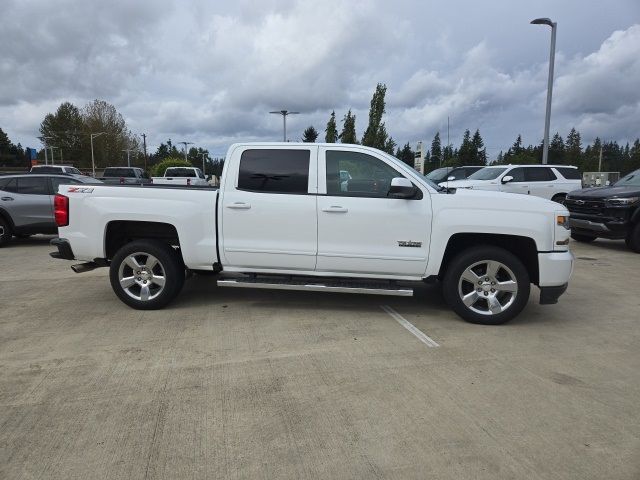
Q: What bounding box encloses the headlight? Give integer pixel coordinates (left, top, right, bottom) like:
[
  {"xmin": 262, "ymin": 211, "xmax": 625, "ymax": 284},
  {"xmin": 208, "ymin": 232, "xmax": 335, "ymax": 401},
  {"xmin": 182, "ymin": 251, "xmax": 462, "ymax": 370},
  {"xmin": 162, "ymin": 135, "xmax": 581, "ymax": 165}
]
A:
[{"xmin": 604, "ymin": 197, "xmax": 639, "ymax": 206}]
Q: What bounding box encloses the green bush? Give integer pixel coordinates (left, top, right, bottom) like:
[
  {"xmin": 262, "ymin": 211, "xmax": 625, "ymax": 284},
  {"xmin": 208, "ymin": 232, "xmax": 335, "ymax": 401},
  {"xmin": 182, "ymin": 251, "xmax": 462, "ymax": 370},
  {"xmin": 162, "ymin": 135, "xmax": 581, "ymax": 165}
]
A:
[{"xmin": 151, "ymin": 158, "xmax": 193, "ymax": 177}]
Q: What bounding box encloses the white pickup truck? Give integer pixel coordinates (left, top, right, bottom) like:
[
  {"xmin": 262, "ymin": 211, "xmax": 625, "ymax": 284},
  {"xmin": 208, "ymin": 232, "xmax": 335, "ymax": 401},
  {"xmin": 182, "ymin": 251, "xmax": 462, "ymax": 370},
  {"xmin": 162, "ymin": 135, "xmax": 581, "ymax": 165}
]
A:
[
  {"xmin": 152, "ymin": 167, "xmax": 209, "ymax": 186},
  {"xmin": 50, "ymin": 143, "xmax": 574, "ymax": 324}
]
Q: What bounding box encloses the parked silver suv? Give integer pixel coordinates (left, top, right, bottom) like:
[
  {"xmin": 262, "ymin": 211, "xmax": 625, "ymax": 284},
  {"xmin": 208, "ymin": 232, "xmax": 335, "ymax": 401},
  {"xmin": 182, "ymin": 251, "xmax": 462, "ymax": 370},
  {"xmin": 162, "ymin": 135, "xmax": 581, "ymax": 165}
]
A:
[{"xmin": 0, "ymin": 174, "xmax": 99, "ymax": 246}]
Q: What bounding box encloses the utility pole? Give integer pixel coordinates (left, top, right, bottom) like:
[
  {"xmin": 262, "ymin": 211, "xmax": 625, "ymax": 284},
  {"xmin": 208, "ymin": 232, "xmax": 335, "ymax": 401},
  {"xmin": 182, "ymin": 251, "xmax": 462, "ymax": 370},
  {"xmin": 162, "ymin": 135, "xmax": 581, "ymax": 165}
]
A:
[
  {"xmin": 269, "ymin": 110, "xmax": 299, "ymax": 141},
  {"xmin": 178, "ymin": 141, "xmax": 193, "ymax": 162},
  {"xmin": 200, "ymin": 152, "xmax": 207, "ymax": 174},
  {"xmin": 90, "ymin": 132, "xmax": 106, "ymax": 177},
  {"xmin": 531, "ymin": 18, "xmax": 557, "ymax": 164},
  {"xmin": 122, "ymin": 149, "xmax": 136, "ymax": 167},
  {"xmin": 141, "ymin": 133, "xmax": 148, "ymax": 171},
  {"xmin": 598, "ymin": 145, "xmax": 603, "ymax": 172}
]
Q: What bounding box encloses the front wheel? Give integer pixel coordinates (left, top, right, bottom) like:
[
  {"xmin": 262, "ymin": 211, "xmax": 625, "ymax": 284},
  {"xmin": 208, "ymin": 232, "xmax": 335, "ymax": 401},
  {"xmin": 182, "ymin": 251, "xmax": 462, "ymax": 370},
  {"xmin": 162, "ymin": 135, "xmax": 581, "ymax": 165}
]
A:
[
  {"xmin": 0, "ymin": 217, "xmax": 12, "ymax": 247},
  {"xmin": 626, "ymin": 223, "xmax": 640, "ymax": 253},
  {"xmin": 109, "ymin": 240, "xmax": 184, "ymax": 309},
  {"xmin": 442, "ymin": 246, "xmax": 530, "ymax": 325}
]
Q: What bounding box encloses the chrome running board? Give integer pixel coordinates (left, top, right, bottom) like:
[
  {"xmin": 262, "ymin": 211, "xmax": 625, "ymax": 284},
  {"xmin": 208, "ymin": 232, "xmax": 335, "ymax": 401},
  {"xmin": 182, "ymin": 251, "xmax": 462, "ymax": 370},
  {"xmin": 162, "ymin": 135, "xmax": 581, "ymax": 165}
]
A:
[{"xmin": 217, "ymin": 277, "xmax": 414, "ymax": 296}]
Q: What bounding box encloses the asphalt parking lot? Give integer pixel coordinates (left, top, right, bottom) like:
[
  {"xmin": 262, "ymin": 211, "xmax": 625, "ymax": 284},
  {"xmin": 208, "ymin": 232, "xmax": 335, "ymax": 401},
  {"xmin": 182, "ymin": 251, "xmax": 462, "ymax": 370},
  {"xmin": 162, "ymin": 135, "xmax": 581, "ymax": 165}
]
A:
[{"xmin": 1, "ymin": 236, "xmax": 639, "ymax": 480}]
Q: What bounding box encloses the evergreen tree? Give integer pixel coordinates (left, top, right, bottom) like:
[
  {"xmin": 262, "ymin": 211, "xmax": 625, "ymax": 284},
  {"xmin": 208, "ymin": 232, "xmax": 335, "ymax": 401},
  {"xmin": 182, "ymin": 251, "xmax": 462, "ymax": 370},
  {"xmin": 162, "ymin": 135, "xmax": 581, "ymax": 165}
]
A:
[
  {"xmin": 430, "ymin": 132, "xmax": 442, "ymax": 166},
  {"xmin": 397, "ymin": 142, "xmax": 415, "ymax": 167},
  {"xmin": 471, "ymin": 129, "xmax": 487, "ymax": 165},
  {"xmin": 339, "ymin": 110, "xmax": 358, "ymax": 144},
  {"xmin": 626, "ymin": 139, "xmax": 640, "ymax": 173},
  {"xmin": 0, "ymin": 127, "xmax": 11, "ymax": 152},
  {"xmin": 457, "ymin": 129, "xmax": 473, "ymax": 166},
  {"xmin": 361, "ymin": 83, "xmax": 391, "ymax": 150},
  {"xmin": 565, "ymin": 127, "xmax": 582, "ymax": 167},
  {"xmin": 549, "ymin": 133, "xmax": 565, "ymax": 164},
  {"xmin": 302, "ymin": 126, "xmax": 319, "ymax": 143},
  {"xmin": 39, "ymin": 102, "xmax": 84, "ymax": 164},
  {"xmin": 383, "ymin": 136, "xmax": 396, "ymax": 155},
  {"xmin": 324, "ymin": 111, "xmax": 338, "ymax": 143}
]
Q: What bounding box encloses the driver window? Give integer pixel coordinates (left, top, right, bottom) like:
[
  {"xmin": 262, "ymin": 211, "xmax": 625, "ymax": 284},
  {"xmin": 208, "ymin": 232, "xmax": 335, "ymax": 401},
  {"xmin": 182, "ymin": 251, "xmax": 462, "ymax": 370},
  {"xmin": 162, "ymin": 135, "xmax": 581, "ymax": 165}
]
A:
[
  {"xmin": 326, "ymin": 150, "xmax": 402, "ymax": 197},
  {"xmin": 507, "ymin": 168, "xmax": 525, "ymax": 182}
]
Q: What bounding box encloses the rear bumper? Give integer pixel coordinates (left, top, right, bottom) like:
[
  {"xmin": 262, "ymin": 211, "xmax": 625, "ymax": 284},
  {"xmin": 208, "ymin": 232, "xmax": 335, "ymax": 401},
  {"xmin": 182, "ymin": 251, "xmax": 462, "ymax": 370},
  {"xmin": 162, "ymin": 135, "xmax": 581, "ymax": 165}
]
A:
[
  {"xmin": 538, "ymin": 250, "xmax": 574, "ymax": 287},
  {"xmin": 50, "ymin": 238, "xmax": 75, "ymax": 260}
]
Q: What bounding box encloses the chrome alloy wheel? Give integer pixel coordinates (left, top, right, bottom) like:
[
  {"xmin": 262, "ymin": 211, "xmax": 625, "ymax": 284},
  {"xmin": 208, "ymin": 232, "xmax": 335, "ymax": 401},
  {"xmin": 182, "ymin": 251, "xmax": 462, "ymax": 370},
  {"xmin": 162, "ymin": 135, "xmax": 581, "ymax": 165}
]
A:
[
  {"xmin": 118, "ymin": 252, "xmax": 166, "ymax": 301},
  {"xmin": 458, "ymin": 260, "xmax": 518, "ymax": 316}
]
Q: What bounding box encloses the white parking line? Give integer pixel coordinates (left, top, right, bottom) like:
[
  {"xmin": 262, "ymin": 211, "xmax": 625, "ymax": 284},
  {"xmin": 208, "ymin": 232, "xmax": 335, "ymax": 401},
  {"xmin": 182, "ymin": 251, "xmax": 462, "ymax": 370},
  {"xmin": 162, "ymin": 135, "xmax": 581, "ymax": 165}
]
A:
[{"xmin": 381, "ymin": 305, "xmax": 440, "ymax": 348}]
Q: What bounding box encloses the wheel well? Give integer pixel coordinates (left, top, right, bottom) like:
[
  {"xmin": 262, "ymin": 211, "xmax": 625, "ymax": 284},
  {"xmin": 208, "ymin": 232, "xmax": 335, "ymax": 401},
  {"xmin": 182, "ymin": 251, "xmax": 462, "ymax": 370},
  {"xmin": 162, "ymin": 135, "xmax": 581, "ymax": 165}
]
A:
[
  {"xmin": 105, "ymin": 221, "xmax": 180, "ymax": 259},
  {"xmin": 439, "ymin": 233, "xmax": 539, "ymax": 284}
]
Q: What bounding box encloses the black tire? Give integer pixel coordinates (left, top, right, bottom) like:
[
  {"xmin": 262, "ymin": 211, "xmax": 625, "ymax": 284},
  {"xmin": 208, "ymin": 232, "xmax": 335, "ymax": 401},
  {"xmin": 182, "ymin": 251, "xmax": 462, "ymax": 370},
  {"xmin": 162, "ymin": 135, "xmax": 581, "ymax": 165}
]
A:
[
  {"xmin": 109, "ymin": 240, "xmax": 184, "ymax": 310},
  {"xmin": 551, "ymin": 193, "xmax": 566, "ymax": 204},
  {"xmin": 0, "ymin": 217, "xmax": 12, "ymax": 247},
  {"xmin": 442, "ymin": 246, "xmax": 530, "ymax": 325},
  {"xmin": 571, "ymin": 232, "xmax": 597, "ymax": 243},
  {"xmin": 626, "ymin": 223, "xmax": 640, "ymax": 253}
]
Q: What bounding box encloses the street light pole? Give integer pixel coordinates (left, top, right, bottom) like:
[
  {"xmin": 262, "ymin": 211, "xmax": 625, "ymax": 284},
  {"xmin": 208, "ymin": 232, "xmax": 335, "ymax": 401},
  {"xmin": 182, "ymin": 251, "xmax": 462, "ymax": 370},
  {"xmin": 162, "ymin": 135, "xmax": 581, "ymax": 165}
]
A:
[
  {"xmin": 531, "ymin": 17, "xmax": 557, "ymax": 165},
  {"xmin": 90, "ymin": 132, "xmax": 106, "ymax": 177},
  {"xmin": 122, "ymin": 149, "xmax": 136, "ymax": 167},
  {"xmin": 269, "ymin": 110, "xmax": 299, "ymax": 141},
  {"xmin": 178, "ymin": 141, "xmax": 194, "ymax": 162}
]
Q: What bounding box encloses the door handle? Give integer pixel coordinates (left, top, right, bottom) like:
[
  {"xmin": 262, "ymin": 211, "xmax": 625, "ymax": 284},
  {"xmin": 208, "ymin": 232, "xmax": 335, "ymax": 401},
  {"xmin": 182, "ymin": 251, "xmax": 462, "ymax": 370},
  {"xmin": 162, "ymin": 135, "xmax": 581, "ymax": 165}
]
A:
[
  {"xmin": 226, "ymin": 202, "xmax": 251, "ymax": 209},
  {"xmin": 322, "ymin": 206, "xmax": 348, "ymax": 213},
  {"xmin": 1, "ymin": 197, "xmax": 14, "ymax": 201}
]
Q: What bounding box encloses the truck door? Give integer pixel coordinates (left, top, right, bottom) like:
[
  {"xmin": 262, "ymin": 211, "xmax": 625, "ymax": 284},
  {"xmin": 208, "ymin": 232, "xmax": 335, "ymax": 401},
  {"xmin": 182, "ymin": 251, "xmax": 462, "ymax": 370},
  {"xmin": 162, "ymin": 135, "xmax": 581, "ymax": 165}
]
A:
[
  {"xmin": 316, "ymin": 147, "xmax": 431, "ymax": 277},
  {"xmin": 220, "ymin": 146, "xmax": 318, "ymax": 271},
  {"xmin": 525, "ymin": 167, "xmax": 557, "ymax": 199}
]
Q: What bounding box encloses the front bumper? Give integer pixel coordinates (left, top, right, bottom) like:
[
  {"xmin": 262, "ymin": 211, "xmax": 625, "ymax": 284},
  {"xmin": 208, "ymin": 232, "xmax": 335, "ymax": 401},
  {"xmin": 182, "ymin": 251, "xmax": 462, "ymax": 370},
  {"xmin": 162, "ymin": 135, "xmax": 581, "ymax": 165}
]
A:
[
  {"xmin": 539, "ymin": 283, "xmax": 568, "ymax": 305},
  {"xmin": 50, "ymin": 238, "xmax": 75, "ymax": 260},
  {"xmin": 538, "ymin": 250, "xmax": 574, "ymax": 288},
  {"xmin": 568, "ymin": 217, "xmax": 629, "ymax": 239}
]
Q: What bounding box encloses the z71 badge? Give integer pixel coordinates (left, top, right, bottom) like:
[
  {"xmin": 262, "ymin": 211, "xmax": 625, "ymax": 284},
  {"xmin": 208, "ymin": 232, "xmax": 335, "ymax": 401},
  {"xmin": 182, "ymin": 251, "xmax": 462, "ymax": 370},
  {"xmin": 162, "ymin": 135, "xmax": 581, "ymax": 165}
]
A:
[
  {"xmin": 67, "ymin": 187, "xmax": 94, "ymax": 193},
  {"xmin": 397, "ymin": 240, "xmax": 422, "ymax": 248}
]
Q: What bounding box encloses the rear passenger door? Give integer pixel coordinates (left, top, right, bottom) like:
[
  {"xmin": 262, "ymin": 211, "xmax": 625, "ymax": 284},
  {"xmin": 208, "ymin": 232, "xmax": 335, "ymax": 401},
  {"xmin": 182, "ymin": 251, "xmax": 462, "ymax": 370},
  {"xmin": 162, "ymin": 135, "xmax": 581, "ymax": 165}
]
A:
[
  {"xmin": 1, "ymin": 177, "xmax": 54, "ymax": 228},
  {"xmin": 220, "ymin": 147, "xmax": 318, "ymax": 271},
  {"xmin": 525, "ymin": 167, "xmax": 557, "ymax": 199}
]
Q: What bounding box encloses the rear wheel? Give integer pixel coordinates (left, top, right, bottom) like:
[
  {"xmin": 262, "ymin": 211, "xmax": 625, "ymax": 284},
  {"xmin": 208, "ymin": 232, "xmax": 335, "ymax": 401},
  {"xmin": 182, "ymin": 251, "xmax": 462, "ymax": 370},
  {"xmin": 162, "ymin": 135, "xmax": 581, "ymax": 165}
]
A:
[
  {"xmin": 626, "ymin": 223, "xmax": 640, "ymax": 253},
  {"xmin": 109, "ymin": 240, "xmax": 184, "ymax": 309},
  {"xmin": 0, "ymin": 218, "xmax": 12, "ymax": 247},
  {"xmin": 442, "ymin": 246, "xmax": 530, "ymax": 325},
  {"xmin": 571, "ymin": 233, "xmax": 597, "ymax": 243}
]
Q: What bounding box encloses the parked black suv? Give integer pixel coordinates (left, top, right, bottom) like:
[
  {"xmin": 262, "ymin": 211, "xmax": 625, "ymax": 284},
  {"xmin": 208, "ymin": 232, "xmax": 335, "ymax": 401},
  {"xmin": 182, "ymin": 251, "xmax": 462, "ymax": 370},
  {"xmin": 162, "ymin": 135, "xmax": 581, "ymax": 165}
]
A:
[{"xmin": 565, "ymin": 168, "xmax": 640, "ymax": 252}]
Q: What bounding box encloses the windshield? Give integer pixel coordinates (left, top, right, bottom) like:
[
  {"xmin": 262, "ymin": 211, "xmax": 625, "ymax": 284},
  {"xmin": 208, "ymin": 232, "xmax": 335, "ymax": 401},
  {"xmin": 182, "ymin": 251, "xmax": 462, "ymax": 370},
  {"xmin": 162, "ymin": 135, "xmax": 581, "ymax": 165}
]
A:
[
  {"xmin": 425, "ymin": 167, "xmax": 451, "ymax": 180},
  {"xmin": 615, "ymin": 169, "xmax": 640, "ymax": 187},
  {"xmin": 468, "ymin": 167, "xmax": 508, "ymax": 180}
]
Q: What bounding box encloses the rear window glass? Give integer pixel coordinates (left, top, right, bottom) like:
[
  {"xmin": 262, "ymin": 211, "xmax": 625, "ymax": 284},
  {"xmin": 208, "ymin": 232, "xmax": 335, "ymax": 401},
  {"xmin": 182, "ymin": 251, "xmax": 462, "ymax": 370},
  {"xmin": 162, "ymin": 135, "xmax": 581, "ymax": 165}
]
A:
[
  {"xmin": 165, "ymin": 168, "xmax": 197, "ymax": 178},
  {"xmin": 104, "ymin": 168, "xmax": 136, "ymax": 177},
  {"xmin": 555, "ymin": 167, "xmax": 581, "ymax": 180},
  {"xmin": 238, "ymin": 149, "xmax": 310, "ymax": 193},
  {"xmin": 31, "ymin": 166, "xmax": 62, "ymax": 174}
]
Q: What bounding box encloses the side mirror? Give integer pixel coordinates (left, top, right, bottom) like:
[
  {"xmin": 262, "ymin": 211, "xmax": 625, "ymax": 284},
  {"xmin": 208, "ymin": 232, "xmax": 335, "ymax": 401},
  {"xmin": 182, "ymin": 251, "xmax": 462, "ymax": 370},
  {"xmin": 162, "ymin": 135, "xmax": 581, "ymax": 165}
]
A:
[
  {"xmin": 389, "ymin": 177, "xmax": 416, "ymax": 199},
  {"xmin": 447, "ymin": 175, "xmax": 455, "ymax": 181},
  {"xmin": 501, "ymin": 175, "xmax": 514, "ymax": 184}
]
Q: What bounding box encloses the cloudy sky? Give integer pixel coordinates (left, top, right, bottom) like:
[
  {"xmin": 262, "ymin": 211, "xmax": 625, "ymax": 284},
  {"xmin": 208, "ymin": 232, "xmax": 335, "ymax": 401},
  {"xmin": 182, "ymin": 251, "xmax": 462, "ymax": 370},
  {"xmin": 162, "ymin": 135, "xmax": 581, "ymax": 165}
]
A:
[{"xmin": 2, "ymin": 0, "xmax": 639, "ymax": 159}]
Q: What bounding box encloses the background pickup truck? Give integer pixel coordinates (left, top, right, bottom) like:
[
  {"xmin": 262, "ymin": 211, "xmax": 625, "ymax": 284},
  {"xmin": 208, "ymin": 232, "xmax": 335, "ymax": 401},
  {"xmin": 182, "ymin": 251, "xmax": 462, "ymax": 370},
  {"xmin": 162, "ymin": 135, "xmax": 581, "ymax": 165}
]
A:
[
  {"xmin": 99, "ymin": 167, "xmax": 152, "ymax": 185},
  {"xmin": 152, "ymin": 167, "xmax": 209, "ymax": 186},
  {"xmin": 51, "ymin": 143, "xmax": 574, "ymax": 325}
]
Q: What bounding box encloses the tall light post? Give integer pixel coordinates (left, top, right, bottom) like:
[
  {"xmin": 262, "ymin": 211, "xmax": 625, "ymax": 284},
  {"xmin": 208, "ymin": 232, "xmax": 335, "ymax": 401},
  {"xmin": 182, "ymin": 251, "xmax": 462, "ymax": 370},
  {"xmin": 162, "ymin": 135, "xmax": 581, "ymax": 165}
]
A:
[
  {"xmin": 90, "ymin": 132, "xmax": 106, "ymax": 177},
  {"xmin": 122, "ymin": 149, "xmax": 136, "ymax": 167},
  {"xmin": 38, "ymin": 136, "xmax": 53, "ymax": 165},
  {"xmin": 178, "ymin": 141, "xmax": 193, "ymax": 162},
  {"xmin": 49, "ymin": 146, "xmax": 60, "ymax": 164},
  {"xmin": 531, "ymin": 17, "xmax": 557, "ymax": 165},
  {"xmin": 269, "ymin": 110, "xmax": 299, "ymax": 142}
]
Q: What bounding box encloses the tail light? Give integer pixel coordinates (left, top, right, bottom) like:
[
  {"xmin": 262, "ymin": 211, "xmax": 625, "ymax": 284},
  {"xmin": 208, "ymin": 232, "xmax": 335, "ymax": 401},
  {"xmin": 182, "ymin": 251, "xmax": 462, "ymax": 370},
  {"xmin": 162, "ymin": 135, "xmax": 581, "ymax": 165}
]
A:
[
  {"xmin": 119, "ymin": 177, "xmax": 125, "ymax": 184},
  {"xmin": 54, "ymin": 194, "xmax": 69, "ymax": 227}
]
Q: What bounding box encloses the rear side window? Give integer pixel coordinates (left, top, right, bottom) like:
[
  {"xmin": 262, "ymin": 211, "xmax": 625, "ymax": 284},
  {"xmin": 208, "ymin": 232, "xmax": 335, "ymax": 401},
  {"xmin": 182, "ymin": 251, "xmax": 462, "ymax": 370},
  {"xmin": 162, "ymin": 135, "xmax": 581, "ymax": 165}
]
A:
[
  {"xmin": 50, "ymin": 177, "xmax": 79, "ymax": 193},
  {"xmin": 17, "ymin": 177, "xmax": 49, "ymax": 194},
  {"xmin": 555, "ymin": 167, "xmax": 581, "ymax": 180},
  {"xmin": 525, "ymin": 167, "xmax": 556, "ymax": 182},
  {"xmin": 0, "ymin": 177, "xmax": 14, "ymax": 190},
  {"xmin": 238, "ymin": 149, "xmax": 310, "ymax": 194},
  {"xmin": 506, "ymin": 168, "xmax": 525, "ymax": 182}
]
